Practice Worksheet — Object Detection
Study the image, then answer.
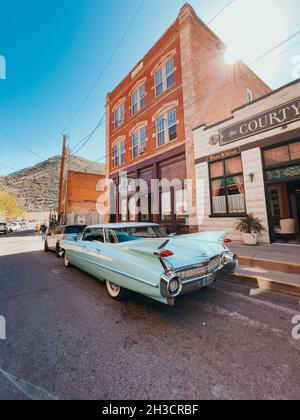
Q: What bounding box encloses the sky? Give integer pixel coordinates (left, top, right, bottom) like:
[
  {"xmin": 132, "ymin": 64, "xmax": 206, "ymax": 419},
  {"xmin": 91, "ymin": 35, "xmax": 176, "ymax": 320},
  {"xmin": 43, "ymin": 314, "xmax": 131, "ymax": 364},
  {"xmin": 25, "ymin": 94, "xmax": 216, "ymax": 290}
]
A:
[{"xmin": 0, "ymin": 0, "xmax": 300, "ymax": 175}]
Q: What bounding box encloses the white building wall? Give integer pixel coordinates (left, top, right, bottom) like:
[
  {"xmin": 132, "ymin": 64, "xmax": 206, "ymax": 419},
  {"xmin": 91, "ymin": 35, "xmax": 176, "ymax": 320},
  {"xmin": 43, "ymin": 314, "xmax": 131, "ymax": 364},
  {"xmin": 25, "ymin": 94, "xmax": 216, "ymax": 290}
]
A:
[
  {"xmin": 194, "ymin": 81, "xmax": 300, "ymax": 243},
  {"xmin": 241, "ymin": 148, "xmax": 270, "ymax": 242}
]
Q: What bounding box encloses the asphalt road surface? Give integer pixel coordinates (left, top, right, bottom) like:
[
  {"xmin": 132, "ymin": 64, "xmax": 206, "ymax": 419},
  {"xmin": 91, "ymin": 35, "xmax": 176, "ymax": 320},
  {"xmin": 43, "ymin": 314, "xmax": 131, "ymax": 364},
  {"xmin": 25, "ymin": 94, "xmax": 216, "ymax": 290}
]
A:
[{"xmin": 0, "ymin": 231, "xmax": 299, "ymax": 400}]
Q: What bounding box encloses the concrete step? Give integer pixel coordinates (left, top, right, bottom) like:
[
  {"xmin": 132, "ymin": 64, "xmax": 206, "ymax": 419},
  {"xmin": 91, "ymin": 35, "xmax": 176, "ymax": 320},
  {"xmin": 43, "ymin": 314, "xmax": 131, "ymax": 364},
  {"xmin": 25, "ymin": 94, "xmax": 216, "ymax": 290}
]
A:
[
  {"xmin": 229, "ymin": 265, "xmax": 300, "ymax": 298},
  {"xmin": 238, "ymin": 256, "xmax": 300, "ymax": 276}
]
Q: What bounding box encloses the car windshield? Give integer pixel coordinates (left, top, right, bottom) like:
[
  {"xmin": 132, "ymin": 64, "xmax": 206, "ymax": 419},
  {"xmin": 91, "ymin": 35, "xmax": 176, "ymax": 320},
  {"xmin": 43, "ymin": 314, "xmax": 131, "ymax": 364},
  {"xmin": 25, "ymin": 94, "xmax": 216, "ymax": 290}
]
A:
[
  {"xmin": 106, "ymin": 226, "xmax": 168, "ymax": 244},
  {"xmin": 65, "ymin": 225, "xmax": 87, "ymax": 234}
]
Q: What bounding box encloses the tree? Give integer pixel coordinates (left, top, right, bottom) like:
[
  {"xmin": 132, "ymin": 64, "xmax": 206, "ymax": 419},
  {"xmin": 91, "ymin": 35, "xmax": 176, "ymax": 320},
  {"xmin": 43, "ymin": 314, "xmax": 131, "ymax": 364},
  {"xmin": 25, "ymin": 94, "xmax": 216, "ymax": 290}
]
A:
[{"xmin": 0, "ymin": 191, "xmax": 25, "ymax": 220}]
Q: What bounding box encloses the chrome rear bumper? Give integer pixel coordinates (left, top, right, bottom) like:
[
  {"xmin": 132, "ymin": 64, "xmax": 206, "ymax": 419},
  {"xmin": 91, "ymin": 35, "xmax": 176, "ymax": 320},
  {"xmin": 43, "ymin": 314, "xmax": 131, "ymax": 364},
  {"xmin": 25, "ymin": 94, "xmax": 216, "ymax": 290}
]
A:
[{"xmin": 160, "ymin": 252, "xmax": 238, "ymax": 305}]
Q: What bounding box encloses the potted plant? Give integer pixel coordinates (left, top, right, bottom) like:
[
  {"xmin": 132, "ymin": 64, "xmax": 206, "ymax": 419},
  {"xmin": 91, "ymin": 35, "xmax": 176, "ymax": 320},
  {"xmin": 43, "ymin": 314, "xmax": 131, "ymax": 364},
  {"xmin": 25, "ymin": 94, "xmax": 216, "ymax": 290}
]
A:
[{"xmin": 234, "ymin": 214, "xmax": 266, "ymax": 245}]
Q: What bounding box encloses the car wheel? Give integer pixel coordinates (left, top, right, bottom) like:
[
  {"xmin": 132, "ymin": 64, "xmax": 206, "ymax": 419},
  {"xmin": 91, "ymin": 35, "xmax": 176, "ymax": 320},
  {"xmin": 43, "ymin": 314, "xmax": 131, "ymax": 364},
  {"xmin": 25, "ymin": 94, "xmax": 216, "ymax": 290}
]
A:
[
  {"xmin": 105, "ymin": 281, "xmax": 130, "ymax": 301},
  {"xmin": 56, "ymin": 243, "xmax": 63, "ymax": 258},
  {"xmin": 64, "ymin": 253, "xmax": 72, "ymax": 268},
  {"xmin": 44, "ymin": 239, "xmax": 49, "ymax": 252}
]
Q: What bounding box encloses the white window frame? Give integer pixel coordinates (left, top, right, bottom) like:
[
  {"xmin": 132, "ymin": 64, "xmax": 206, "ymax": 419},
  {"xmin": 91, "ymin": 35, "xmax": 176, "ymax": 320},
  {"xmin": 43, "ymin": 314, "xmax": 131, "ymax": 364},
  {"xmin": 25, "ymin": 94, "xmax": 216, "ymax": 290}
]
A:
[
  {"xmin": 132, "ymin": 126, "xmax": 147, "ymax": 159},
  {"xmin": 154, "ymin": 57, "xmax": 175, "ymax": 97},
  {"xmin": 132, "ymin": 84, "xmax": 145, "ymax": 116},
  {"xmin": 113, "ymin": 140, "xmax": 125, "ymax": 167},
  {"xmin": 155, "ymin": 108, "xmax": 177, "ymax": 147},
  {"xmin": 114, "ymin": 102, "xmax": 125, "ymax": 129},
  {"xmin": 246, "ymin": 88, "xmax": 254, "ymax": 103}
]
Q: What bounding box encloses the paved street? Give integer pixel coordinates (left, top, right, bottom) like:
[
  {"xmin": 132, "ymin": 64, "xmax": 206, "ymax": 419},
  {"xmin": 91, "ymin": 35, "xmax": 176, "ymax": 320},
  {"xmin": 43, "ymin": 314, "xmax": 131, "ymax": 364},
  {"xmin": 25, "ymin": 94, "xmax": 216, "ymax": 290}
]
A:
[{"xmin": 0, "ymin": 231, "xmax": 299, "ymax": 400}]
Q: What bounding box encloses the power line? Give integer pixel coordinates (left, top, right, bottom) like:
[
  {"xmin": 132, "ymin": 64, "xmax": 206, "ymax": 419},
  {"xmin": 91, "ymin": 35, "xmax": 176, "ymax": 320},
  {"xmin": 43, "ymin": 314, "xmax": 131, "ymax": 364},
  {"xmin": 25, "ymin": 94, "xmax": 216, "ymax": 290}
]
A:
[
  {"xmin": 70, "ymin": 113, "xmax": 105, "ymax": 152},
  {"xmin": 206, "ymin": 0, "xmax": 236, "ymax": 25},
  {"xmin": 0, "ymin": 128, "xmax": 45, "ymax": 160},
  {"xmin": 0, "ymin": 162, "xmax": 19, "ymax": 172},
  {"xmin": 250, "ymin": 29, "xmax": 300, "ymax": 65},
  {"xmin": 72, "ymin": 114, "xmax": 105, "ymax": 155},
  {"xmin": 63, "ymin": 0, "xmax": 146, "ymax": 132},
  {"xmin": 254, "ymin": 38, "xmax": 300, "ymax": 69}
]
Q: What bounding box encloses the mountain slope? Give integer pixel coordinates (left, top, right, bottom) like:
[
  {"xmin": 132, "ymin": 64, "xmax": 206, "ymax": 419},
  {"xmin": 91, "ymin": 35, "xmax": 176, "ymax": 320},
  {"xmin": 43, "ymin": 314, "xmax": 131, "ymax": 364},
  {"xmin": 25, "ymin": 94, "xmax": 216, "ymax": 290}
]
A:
[{"xmin": 0, "ymin": 156, "xmax": 106, "ymax": 213}]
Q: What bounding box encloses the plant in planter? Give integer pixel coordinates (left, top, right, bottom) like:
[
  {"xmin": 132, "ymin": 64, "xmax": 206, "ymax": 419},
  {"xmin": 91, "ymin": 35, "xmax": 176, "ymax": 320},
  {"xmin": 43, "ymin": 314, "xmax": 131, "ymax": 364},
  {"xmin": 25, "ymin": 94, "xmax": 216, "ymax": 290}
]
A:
[{"xmin": 234, "ymin": 214, "xmax": 266, "ymax": 245}]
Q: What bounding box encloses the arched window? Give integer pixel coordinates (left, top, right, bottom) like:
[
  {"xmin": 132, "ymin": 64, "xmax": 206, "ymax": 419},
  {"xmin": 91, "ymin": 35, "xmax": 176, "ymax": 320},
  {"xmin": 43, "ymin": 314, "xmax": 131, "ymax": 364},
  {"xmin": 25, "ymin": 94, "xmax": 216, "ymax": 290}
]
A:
[
  {"xmin": 113, "ymin": 139, "xmax": 125, "ymax": 167},
  {"xmin": 132, "ymin": 126, "xmax": 147, "ymax": 159},
  {"xmin": 155, "ymin": 107, "xmax": 177, "ymax": 147},
  {"xmin": 132, "ymin": 83, "xmax": 146, "ymax": 116},
  {"xmin": 113, "ymin": 101, "xmax": 125, "ymax": 129},
  {"xmin": 154, "ymin": 56, "xmax": 175, "ymax": 97},
  {"xmin": 246, "ymin": 88, "xmax": 254, "ymax": 103}
]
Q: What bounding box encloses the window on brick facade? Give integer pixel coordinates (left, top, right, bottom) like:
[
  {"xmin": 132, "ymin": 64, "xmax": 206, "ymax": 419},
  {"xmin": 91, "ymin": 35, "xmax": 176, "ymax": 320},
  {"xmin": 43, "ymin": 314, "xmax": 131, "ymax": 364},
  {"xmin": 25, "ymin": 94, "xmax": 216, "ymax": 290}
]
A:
[
  {"xmin": 155, "ymin": 69, "xmax": 163, "ymax": 97},
  {"xmin": 156, "ymin": 116, "xmax": 165, "ymax": 147},
  {"xmin": 132, "ymin": 127, "xmax": 147, "ymax": 159},
  {"xmin": 155, "ymin": 108, "xmax": 177, "ymax": 147},
  {"xmin": 114, "ymin": 140, "xmax": 125, "ymax": 167},
  {"xmin": 209, "ymin": 155, "xmax": 246, "ymax": 215},
  {"xmin": 132, "ymin": 84, "xmax": 145, "ymax": 116},
  {"xmin": 246, "ymin": 88, "xmax": 254, "ymax": 103},
  {"xmin": 114, "ymin": 102, "xmax": 125, "ymax": 129},
  {"xmin": 155, "ymin": 57, "xmax": 175, "ymax": 97},
  {"xmin": 166, "ymin": 58, "xmax": 175, "ymax": 89}
]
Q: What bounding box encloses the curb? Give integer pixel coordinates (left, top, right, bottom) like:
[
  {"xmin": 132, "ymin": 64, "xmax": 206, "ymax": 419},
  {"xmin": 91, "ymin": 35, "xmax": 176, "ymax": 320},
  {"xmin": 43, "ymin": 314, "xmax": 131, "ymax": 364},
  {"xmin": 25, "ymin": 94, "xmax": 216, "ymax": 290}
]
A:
[
  {"xmin": 238, "ymin": 256, "xmax": 300, "ymax": 276},
  {"xmin": 227, "ymin": 272, "xmax": 300, "ymax": 298}
]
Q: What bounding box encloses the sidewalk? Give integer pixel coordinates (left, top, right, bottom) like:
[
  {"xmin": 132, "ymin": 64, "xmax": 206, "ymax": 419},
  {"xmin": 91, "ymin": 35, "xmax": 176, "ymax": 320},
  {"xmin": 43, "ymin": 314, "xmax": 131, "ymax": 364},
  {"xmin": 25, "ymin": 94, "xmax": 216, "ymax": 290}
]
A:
[
  {"xmin": 228, "ymin": 242, "xmax": 300, "ymax": 297},
  {"xmin": 230, "ymin": 243, "xmax": 300, "ymax": 275}
]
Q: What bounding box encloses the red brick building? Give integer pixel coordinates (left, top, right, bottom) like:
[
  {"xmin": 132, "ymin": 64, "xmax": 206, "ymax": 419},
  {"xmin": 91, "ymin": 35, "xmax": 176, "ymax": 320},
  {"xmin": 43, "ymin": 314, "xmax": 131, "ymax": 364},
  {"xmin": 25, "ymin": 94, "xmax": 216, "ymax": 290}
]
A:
[
  {"xmin": 106, "ymin": 3, "xmax": 270, "ymax": 233},
  {"xmin": 61, "ymin": 171, "xmax": 106, "ymax": 226}
]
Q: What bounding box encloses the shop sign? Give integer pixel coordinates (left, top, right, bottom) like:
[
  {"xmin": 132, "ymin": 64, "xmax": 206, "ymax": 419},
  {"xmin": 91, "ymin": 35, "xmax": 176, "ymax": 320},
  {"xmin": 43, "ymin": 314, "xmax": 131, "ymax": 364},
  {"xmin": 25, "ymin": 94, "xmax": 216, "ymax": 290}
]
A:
[
  {"xmin": 208, "ymin": 147, "xmax": 240, "ymax": 162},
  {"xmin": 220, "ymin": 97, "xmax": 300, "ymax": 145},
  {"xmin": 266, "ymin": 165, "xmax": 300, "ymax": 182}
]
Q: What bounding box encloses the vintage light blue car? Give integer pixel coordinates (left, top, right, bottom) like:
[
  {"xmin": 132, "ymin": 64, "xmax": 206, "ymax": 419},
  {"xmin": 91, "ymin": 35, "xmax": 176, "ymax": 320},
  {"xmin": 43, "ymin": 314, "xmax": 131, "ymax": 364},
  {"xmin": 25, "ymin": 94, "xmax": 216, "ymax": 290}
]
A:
[{"xmin": 62, "ymin": 223, "xmax": 238, "ymax": 306}]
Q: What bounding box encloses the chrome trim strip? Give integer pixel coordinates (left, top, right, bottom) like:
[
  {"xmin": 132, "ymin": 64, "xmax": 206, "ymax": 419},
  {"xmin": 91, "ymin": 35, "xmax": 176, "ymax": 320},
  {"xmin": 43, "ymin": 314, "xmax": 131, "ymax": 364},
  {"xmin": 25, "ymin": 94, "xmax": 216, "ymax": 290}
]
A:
[
  {"xmin": 182, "ymin": 274, "xmax": 215, "ymax": 286},
  {"xmin": 73, "ymin": 255, "xmax": 159, "ymax": 288}
]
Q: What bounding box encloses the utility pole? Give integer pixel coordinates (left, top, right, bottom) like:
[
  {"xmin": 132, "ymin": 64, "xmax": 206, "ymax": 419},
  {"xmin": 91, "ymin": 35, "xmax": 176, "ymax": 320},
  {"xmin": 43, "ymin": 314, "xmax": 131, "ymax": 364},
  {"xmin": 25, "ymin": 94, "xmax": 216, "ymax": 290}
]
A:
[{"xmin": 58, "ymin": 134, "xmax": 67, "ymax": 225}]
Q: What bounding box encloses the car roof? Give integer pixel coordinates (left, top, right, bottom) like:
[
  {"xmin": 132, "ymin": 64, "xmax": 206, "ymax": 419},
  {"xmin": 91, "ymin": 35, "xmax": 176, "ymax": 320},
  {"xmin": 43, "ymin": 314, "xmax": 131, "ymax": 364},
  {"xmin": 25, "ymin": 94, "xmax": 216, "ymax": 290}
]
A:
[
  {"xmin": 86, "ymin": 223, "xmax": 160, "ymax": 229},
  {"xmin": 58, "ymin": 225, "xmax": 87, "ymax": 228}
]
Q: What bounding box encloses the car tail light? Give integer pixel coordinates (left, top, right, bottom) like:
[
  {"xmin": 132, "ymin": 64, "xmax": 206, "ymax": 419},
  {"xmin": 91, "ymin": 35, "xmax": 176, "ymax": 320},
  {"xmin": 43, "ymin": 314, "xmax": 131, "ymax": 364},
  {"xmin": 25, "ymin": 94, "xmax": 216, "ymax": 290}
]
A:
[
  {"xmin": 224, "ymin": 238, "xmax": 232, "ymax": 244},
  {"xmin": 155, "ymin": 250, "xmax": 174, "ymax": 258}
]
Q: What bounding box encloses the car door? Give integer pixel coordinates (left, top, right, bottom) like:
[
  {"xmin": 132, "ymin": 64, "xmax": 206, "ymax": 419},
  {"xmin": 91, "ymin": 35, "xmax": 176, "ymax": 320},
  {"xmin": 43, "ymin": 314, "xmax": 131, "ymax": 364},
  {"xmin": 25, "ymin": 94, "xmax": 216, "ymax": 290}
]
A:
[{"xmin": 48, "ymin": 226, "xmax": 62, "ymax": 250}]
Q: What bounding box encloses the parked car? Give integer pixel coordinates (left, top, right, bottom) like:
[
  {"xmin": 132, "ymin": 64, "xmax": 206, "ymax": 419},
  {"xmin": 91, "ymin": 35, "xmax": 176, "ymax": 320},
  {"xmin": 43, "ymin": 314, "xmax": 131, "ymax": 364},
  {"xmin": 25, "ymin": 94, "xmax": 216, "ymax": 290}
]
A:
[
  {"xmin": 62, "ymin": 223, "xmax": 238, "ymax": 306},
  {"xmin": 44, "ymin": 225, "xmax": 87, "ymax": 257},
  {"xmin": 9, "ymin": 223, "xmax": 19, "ymax": 232},
  {"xmin": 0, "ymin": 222, "xmax": 7, "ymax": 235}
]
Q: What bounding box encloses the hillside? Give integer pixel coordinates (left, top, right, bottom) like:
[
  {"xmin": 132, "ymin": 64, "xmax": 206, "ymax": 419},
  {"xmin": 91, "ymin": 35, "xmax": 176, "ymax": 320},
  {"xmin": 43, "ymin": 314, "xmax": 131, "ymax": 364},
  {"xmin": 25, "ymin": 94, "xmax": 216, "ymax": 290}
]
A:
[{"xmin": 0, "ymin": 156, "xmax": 106, "ymax": 213}]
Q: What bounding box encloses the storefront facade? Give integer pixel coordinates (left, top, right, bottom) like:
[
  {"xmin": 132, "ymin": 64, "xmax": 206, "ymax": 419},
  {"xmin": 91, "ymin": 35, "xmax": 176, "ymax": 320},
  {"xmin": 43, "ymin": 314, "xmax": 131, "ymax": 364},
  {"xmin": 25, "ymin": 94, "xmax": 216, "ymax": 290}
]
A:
[{"xmin": 194, "ymin": 79, "xmax": 300, "ymax": 243}]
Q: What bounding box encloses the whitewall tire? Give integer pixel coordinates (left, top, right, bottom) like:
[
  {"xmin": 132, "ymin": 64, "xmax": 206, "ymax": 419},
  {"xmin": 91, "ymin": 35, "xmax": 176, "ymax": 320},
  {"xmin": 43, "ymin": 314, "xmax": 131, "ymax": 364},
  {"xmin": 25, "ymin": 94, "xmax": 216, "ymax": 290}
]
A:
[
  {"xmin": 105, "ymin": 280, "xmax": 130, "ymax": 301},
  {"xmin": 64, "ymin": 253, "xmax": 71, "ymax": 268}
]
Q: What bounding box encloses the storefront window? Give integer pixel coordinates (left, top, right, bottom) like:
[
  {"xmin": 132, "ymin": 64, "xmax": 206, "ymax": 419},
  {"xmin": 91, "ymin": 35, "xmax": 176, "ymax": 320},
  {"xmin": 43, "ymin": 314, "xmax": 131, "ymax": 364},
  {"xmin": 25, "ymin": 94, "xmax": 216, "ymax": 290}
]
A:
[
  {"xmin": 128, "ymin": 197, "xmax": 137, "ymax": 222},
  {"xmin": 290, "ymin": 142, "xmax": 300, "ymax": 161},
  {"xmin": 140, "ymin": 194, "xmax": 150, "ymax": 222},
  {"xmin": 175, "ymin": 188, "xmax": 189, "ymax": 220},
  {"xmin": 264, "ymin": 141, "xmax": 300, "ymax": 167},
  {"xmin": 210, "ymin": 161, "xmax": 224, "ymax": 178},
  {"xmin": 120, "ymin": 198, "xmax": 127, "ymax": 222},
  {"xmin": 161, "ymin": 191, "xmax": 172, "ymax": 221},
  {"xmin": 210, "ymin": 155, "xmax": 246, "ymax": 216},
  {"xmin": 264, "ymin": 145, "xmax": 290, "ymax": 166}
]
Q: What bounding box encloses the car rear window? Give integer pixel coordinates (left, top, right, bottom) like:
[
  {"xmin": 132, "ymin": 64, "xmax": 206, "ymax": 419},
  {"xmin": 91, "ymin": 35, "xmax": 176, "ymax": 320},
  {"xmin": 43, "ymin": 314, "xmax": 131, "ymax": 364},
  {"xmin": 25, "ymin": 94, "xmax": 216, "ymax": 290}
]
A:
[{"xmin": 65, "ymin": 225, "xmax": 87, "ymax": 234}]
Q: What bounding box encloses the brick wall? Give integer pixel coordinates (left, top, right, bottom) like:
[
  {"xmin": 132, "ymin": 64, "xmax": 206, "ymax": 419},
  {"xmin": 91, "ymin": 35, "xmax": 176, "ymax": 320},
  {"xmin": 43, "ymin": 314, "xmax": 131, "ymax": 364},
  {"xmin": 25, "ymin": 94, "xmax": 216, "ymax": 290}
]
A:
[
  {"xmin": 179, "ymin": 3, "xmax": 271, "ymax": 228},
  {"xmin": 64, "ymin": 171, "xmax": 105, "ymax": 225}
]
